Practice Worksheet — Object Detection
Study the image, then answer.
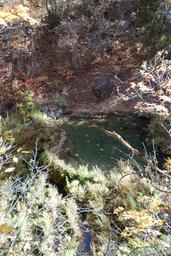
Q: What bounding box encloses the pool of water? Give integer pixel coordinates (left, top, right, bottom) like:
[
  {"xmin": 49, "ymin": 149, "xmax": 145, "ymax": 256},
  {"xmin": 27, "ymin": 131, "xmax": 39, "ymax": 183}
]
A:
[{"xmin": 59, "ymin": 116, "xmax": 155, "ymax": 169}]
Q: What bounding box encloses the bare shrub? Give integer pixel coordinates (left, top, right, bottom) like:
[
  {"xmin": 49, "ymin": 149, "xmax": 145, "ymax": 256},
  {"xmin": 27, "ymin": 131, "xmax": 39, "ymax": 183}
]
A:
[{"xmin": 140, "ymin": 51, "xmax": 171, "ymax": 90}]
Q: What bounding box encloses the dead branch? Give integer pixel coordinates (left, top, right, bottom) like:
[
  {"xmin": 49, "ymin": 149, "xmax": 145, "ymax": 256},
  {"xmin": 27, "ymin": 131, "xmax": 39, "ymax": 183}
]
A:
[
  {"xmin": 155, "ymin": 186, "xmax": 171, "ymax": 193},
  {"xmin": 90, "ymin": 124, "xmax": 171, "ymax": 179}
]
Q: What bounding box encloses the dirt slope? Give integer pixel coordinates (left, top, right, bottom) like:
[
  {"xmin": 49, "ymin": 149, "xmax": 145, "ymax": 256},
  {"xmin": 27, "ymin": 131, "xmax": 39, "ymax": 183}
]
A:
[{"xmin": 0, "ymin": 0, "xmax": 170, "ymax": 116}]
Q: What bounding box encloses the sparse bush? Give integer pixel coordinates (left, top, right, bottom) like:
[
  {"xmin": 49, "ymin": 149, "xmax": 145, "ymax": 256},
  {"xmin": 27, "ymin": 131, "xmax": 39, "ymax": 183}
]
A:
[
  {"xmin": 147, "ymin": 115, "xmax": 171, "ymax": 154},
  {"xmin": 17, "ymin": 90, "xmax": 38, "ymax": 122},
  {"xmin": 0, "ymin": 140, "xmax": 81, "ymax": 255},
  {"xmin": 140, "ymin": 52, "xmax": 171, "ymax": 89},
  {"xmin": 0, "ymin": 171, "xmax": 81, "ymax": 255}
]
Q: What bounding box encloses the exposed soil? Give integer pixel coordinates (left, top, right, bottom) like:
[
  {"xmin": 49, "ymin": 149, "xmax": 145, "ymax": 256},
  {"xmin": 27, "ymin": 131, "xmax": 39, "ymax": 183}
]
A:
[{"xmin": 0, "ymin": 0, "xmax": 170, "ymax": 117}]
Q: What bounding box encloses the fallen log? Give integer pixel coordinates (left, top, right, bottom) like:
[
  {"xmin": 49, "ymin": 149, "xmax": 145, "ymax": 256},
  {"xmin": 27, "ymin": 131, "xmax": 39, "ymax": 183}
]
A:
[{"xmin": 90, "ymin": 123, "xmax": 171, "ymax": 179}]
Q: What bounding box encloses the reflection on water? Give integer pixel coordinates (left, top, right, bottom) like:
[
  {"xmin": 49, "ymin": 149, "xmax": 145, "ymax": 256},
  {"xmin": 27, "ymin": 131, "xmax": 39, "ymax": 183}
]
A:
[{"xmin": 60, "ymin": 117, "xmax": 152, "ymax": 169}]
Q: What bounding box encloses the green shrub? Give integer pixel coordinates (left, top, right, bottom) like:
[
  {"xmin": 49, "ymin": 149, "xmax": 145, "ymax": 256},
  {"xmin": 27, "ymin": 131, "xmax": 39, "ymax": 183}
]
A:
[{"xmin": 133, "ymin": 0, "xmax": 171, "ymax": 54}]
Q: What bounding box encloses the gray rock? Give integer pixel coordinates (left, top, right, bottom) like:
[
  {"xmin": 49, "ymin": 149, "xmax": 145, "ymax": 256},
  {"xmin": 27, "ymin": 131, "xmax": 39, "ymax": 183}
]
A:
[{"xmin": 92, "ymin": 75, "xmax": 113, "ymax": 102}]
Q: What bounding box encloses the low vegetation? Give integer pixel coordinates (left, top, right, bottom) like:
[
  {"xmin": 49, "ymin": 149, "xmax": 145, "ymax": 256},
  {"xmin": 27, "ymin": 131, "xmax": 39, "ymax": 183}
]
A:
[{"xmin": 0, "ymin": 112, "xmax": 171, "ymax": 255}]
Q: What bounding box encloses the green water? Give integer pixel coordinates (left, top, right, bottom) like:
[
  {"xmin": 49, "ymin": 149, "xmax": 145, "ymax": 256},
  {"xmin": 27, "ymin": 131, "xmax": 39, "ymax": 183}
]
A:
[{"xmin": 60, "ymin": 117, "xmax": 151, "ymax": 169}]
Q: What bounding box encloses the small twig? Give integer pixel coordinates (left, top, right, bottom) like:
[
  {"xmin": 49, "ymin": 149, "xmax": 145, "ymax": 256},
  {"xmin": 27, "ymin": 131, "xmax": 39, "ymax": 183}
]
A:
[
  {"xmin": 160, "ymin": 122, "xmax": 171, "ymax": 138},
  {"xmin": 117, "ymin": 172, "xmax": 137, "ymax": 191}
]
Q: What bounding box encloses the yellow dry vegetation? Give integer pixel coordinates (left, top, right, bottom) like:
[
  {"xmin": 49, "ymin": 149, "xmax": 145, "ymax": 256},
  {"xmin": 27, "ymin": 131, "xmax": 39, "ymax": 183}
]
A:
[
  {"xmin": 0, "ymin": 4, "xmax": 38, "ymax": 25},
  {"xmin": 164, "ymin": 157, "xmax": 171, "ymax": 171},
  {"xmin": 0, "ymin": 223, "xmax": 13, "ymax": 234}
]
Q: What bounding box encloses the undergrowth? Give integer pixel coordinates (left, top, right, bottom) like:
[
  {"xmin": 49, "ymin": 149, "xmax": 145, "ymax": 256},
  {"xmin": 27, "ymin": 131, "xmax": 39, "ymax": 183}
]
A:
[{"xmin": 0, "ymin": 122, "xmax": 171, "ymax": 255}]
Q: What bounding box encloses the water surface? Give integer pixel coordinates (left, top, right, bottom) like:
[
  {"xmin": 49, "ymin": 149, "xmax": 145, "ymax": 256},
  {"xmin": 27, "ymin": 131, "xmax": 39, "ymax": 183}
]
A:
[{"xmin": 60, "ymin": 117, "xmax": 152, "ymax": 169}]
